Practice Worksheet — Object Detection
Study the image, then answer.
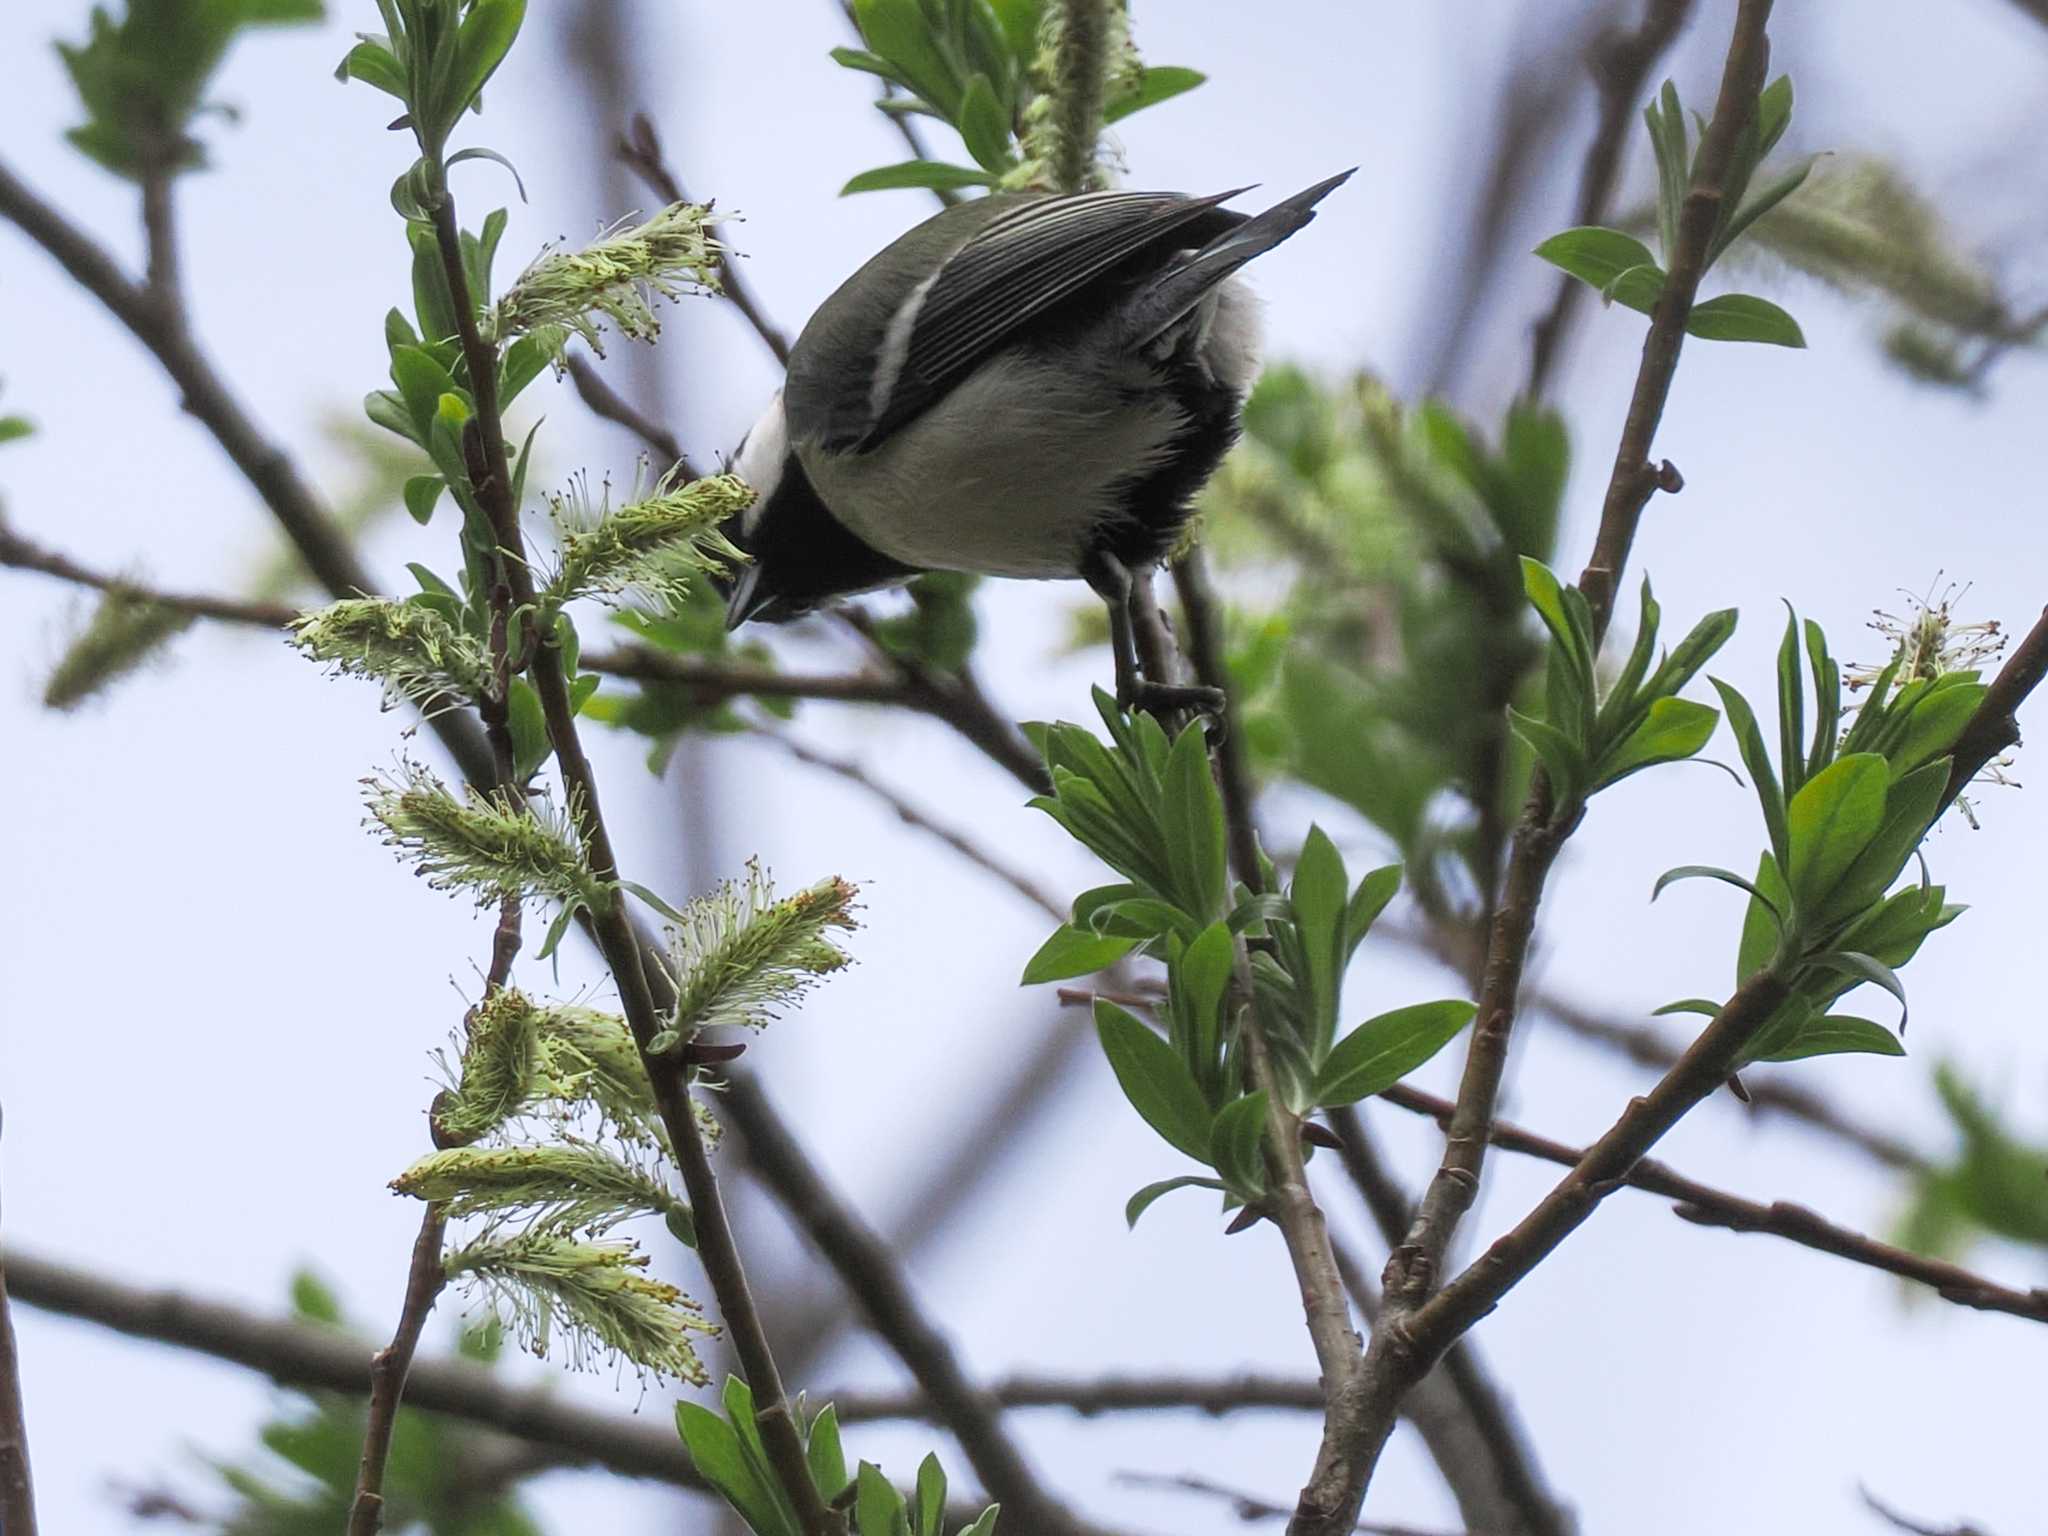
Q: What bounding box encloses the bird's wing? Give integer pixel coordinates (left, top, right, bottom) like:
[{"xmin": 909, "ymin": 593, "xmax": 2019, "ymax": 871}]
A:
[{"xmin": 849, "ymin": 187, "xmax": 1244, "ymax": 452}]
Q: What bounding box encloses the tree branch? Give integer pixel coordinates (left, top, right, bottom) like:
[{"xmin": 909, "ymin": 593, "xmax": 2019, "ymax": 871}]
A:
[
  {"xmin": 1371, "ymin": 1083, "xmax": 2048, "ymax": 1326},
  {"xmin": 0, "ymin": 519, "xmax": 300, "ymax": 628},
  {"xmin": 1118, "ymin": 1470, "xmax": 1467, "ymax": 1536},
  {"xmin": 347, "ymin": 1208, "xmax": 449, "ymax": 1535}
]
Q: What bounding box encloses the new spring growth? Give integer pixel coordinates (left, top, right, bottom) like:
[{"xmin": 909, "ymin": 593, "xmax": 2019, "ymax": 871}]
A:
[
  {"xmin": 392, "ymin": 1139, "xmax": 689, "ymax": 1237},
  {"xmin": 432, "ymin": 989, "xmax": 721, "ymax": 1152},
  {"xmin": 43, "ymin": 590, "xmax": 191, "ymax": 711},
  {"xmin": 544, "ymin": 467, "xmax": 750, "ymax": 613},
  {"xmin": 443, "ymin": 1232, "xmax": 715, "ymax": 1383},
  {"xmin": 1013, "ymin": 0, "xmax": 1132, "ymax": 191},
  {"xmin": 364, "ymin": 760, "xmax": 599, "ymax": 911},
  {"xmin": 291, "ymin": 597, "xmax": 490, "ymax": 713},
  {"xmin": 488, "ymin": 202, "xmax": 722, "ymax": 357},
  {"xmin": 657, "ymin": 862, "xmax": 860, "ymax": 1050}
]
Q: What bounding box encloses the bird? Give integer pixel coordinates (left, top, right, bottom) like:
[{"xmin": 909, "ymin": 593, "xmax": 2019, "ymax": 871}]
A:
[{"xmin": 720, "ymin": 170, "xmax": 1353, "ymax": 714}]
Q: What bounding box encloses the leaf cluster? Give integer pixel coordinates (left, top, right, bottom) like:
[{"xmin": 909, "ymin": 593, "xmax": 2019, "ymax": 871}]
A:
[
  {"xmin": 58, "ymin": 0, "xmax": 323, "ymax": 179},
  {"xmin": 1510, "ymin": 562, "xmax": 1735, "ymax": 811},
  {"xmin": 1023, "ymin": 694, "xmax": 1471, "ymax": 1225},
  {"xmin": 336, "ymin": 0, "xmax": 525, "ymax": 181},
  {"xmin": 1654, "ymin": 610, "xmax": 1983, "ymax": 1065},
  {"xmin": 679, "ymin": 1381, "xmax": 998, "ymax": 1536},
  {"xmin": 1535, "ymin": 75, "xmax": 1814, "ymax": 347},
  {"xmin": 833, "ymin": 0, "xmax": 1201, "ymax": 194}
]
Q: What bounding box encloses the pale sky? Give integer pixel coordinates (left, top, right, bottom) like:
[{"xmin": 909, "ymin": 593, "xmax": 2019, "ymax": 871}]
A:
[{"xmin": 4, "ymin": 2, "xmax": 2047, "ymax": 1534}]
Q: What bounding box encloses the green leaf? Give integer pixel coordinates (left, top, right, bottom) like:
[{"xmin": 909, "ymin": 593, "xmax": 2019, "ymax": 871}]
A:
[
  {"xmin": 854, "ymin": 1462, "xmax": 909, "ymax": 1536},
  {"xmin": 447, "ymin": 144, "xmax": 527, "ymax": 202},
  {"xmin": 390, "ymin": 344, "xmax": 462, "ymax": 439},
  {"xmin": 830, "ymin": 45, "xmax": 907, "ymax": 83},
  {"xmin": 1592, "ymin": 696, "xmax": 1719, "ymax": 789},
  {"xmin": 1776, "ymin": 606, "xmax": 1807, "ymax": 800},
  {"xmin": 1342, "ymin": 864, "xmax": 1402, "ymax": 959},
  {"xmin": 1124, "ymin": 1174, "xmax": 1228, "ymax": 1229},
  {"xmin": 1314, "ymin": 1000, "xmax": 1476, "ymax": 1107},
  {"xmin": 1290, "ymin": 825, "xmax": 1347, "ymax": 1055},
  {"xmin": 365, "ymin": 388, "xmax": 421, "ymax": 445},
  {"xmin": 1685, "ymin": 293, "xmax": 1806, "ymax": 347},
  {"xmin": 959, "ymin": 1507, "xmax": 1002, "ymax": 1536},
  {"xmin": 1171, "ymin": 922, "xmax": 1236, "ymax": 1101},
  {"xmin": 289, "ymin": 1270, "xmax": 342, "ymax": 1325},
  {"xmin": 1753, "ymin": 1014, "xmax": 1904, "ymax": 1063},
  {"xmin": 1889, "ymin": 682, "xmax": 1985, "ymax": 776},
  {"xmin": 452, "ymin": 0, "xmax": 527, "ymax": 127},
  {"xmin": 338, "ymin": 39, "xmax": 407, "ymax": 99},
  {"xmin": 1651, "ymin": 864, "xmax": 1787, "ymax": 931},
  {"xmin": 1736, "ymin": 852, "xmax": 1791, "ymax": 985},
  {"xmin": 621, "ymin": 880, "xmax": 690, "ymax": 925},
  {"xmin": 915, "ymin": 1454, "xmax": 945, "ymax": 1536},
  {"xmin": 1710, "ymin": 155, "xmax": 1816, "ymax": 265},
  {"xmin": 1103, "ymin": 65, "xmax": 1207, "ymax": 124},
  {"xmin": 1533, "ymin": 228, "xmax": 1665, "ymax": 315},
  {"xmin": 1162, "ymin": 721, "xmax": 1227, "ymax": 922},
  {"xmin": 841, "ymin": 159, "xmax": 995, "ymax": 194},
  {"xmin": 1508, "ymin": 706, "xmax": 1586, "ymax": 801},
  {"xmin": 1810, "ymin": 950, "xmax": 1909, "ymax": 1029},
  {"xmin": 805, "ymin": 1405, "xmax": 849, "ymax": 1502},
  {"xmin": 1651, "ymin": 998, "xmax": 1722, "ymax": 1018},
  {"xmin": 1804, "ymin": 618, "xmax": 1841, "ymax": 781},
  {"xmin": 853, "ymin": 0, "xmax": 962, "ymax": 114},
  {"xmin": 1519, "ymin": 557, "xmax": 1589, "ymax": 676},
  {"xmin": 1823, "ymin": 759, "xmax": 1949, "ymax": 922},
  {"xmin": 1208, "ymin": 1091, "xmax": 1270, "ymax": 1199},
  {"xmin": 507, "ymin": 677, "xmax": 551, "ymax": 779},
  {"xmin": 1095, "ymin": 1001, "xmax": 1214, "ymax": 1162},
  {"xmin": 675, "ymin": 1402, "xmax": 793, "ymax": 1536},
  {"xmin": 1785, "ymin": 753, "xmax": 1889, "ymax": 915},
  {"xmin": 1711, "ymin": 678, "xmax": 1789, "ymax": 870},
  {"xmin": 403, "ymin": 474, "xmax": 445, "ymax": 525},
  {"xmin": 1643, "ymin": 607, "xmax": 1739, "ymax": 702},
  {"xmin": 987, "ymin": 0, "xmax": 1045, "ymax": 59},
  {"xmin": 1020, "ymin": 925, "xmax": 1136, "ymax": 984},
  {"xmin": 956, "ymin": 73, "xmax": 1013, "ymax": 173}
]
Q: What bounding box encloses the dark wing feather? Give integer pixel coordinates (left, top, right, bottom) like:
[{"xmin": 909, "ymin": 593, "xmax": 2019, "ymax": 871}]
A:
[{"xmin": 850, "ymin": 188, "xmax": 1246, "ymax": 451}]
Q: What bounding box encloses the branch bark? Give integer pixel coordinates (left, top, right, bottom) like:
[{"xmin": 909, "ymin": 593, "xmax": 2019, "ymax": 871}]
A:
[{"xmin": 0, "ymin": 1241, "xmax": 36, "ymax": 1536}]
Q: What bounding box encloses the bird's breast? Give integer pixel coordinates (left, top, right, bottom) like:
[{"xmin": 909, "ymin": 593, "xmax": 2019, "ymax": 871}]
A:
[{"xmin": 796, "ymin": 350, "xmax": 1186, "ymax": 580}]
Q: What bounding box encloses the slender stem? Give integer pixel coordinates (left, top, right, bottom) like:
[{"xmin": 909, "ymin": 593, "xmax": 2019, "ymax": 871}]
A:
[
  {"xmin": 346, "ymin": 1208, "xmax": 449, "ymax": 1536},
  {"xmin": 1171, "ymin": 551, "xmax": 1262, "ymax": 885},
  {"xmin": 1044, "ymin": 0, "xmax": 1112, "ymax": 193},
  {"xmin": 425, "ymin": 187, "xmax": 840, "ymax": 1536}
]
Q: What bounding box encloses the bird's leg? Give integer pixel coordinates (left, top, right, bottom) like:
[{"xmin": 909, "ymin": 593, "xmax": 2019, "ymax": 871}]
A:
[{"xmin": 1080, "ymin": 548, "xmax": 1226, "ymax": 719}]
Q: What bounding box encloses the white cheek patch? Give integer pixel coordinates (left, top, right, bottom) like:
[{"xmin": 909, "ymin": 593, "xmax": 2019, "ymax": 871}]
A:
[{"xmin": 733, "ymin": 394, "xmax": 789, "ymax": 534}]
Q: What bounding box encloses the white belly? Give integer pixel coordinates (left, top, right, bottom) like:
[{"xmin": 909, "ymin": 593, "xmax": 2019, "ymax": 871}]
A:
[{"xmin": 796, "ymin": 352, "xmax": 1185, "ymax": 579}]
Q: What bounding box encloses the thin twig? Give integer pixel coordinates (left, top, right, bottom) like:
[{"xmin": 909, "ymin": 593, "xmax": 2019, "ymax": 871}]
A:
[
  {"xmin": 585, "ymin": 645, "xmax": 909, "ymax": 705},
  {"xmin": 1526, "ymin": 0, "xmax": 1698, "ymax": 399},
  {"xmin": 347, "ymin": 1209, "xmax": 449, "ymax": 1536},
  {"xmin": 563, "ymin": 353, "xmax": 697, "ymax": 478},
  {"xmin": 1171, "ymin": 551, "xmax": 1262, "ymax": 885},
  {"xmin": 617, "ymin": 114, "xmax": 793, "ymax": 366},
  {"xmin": 1859, "ymin": 1487, "xmax": 1994, "ymax": 1536},
  {"xmin": 0, "ymin": 521, "xmax": 300, "ymax": 628},
  {"xmin": 1117, "ymin": 1470, "xmax": 1469, "ymax": 1536},
  {"xmin": 1371, "ymin": 1083, "xmax": 2048, "ymax": 1326}
]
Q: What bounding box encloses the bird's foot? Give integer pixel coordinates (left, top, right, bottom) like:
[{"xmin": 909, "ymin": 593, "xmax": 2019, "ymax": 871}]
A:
[{"xmin": 1121, "ymin": 679, "xmax": 1228, "ymax": 720}]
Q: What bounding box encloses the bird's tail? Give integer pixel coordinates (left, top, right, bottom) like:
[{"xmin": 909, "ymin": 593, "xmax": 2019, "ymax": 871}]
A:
[{"xmin": 1125, "ymin": 169, "xmax": 1355, "ymax": 346}]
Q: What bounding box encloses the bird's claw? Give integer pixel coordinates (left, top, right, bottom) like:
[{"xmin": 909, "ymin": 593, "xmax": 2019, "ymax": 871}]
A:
[{"xmin": 1120, "ymin": 680, "xmax": 1228, "ymax": 722}]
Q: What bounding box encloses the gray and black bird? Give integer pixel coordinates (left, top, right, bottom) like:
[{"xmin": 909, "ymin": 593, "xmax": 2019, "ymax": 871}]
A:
[{"xmin": 723, "ymin": 171, "xmax": 1352, "ymax": 712}]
